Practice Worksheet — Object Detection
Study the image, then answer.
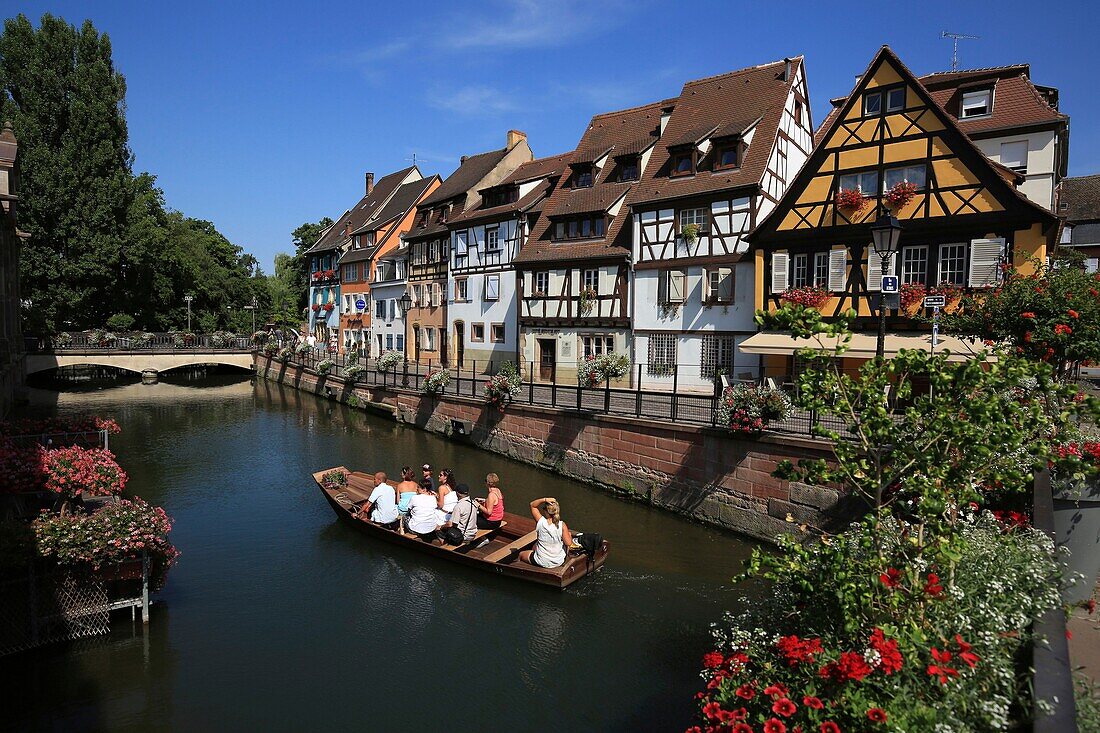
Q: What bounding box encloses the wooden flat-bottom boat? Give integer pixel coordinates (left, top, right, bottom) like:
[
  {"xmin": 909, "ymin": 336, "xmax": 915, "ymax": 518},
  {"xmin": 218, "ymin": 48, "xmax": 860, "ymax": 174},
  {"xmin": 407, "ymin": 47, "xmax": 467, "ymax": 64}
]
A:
[{"xmin": 313, "ymin": 467, "xmax": 609, "ymax": 590}]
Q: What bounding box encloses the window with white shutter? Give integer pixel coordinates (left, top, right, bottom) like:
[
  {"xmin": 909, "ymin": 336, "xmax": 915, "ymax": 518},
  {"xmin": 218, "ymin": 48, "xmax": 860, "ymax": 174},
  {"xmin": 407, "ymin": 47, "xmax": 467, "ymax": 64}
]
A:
[
  {"xmin": 939, "ymin": 243, "xmax": 967, "ymax": 285},
  {"xmin": 432, "ymin": 283, "xmax": 442, "ymax": 307},
  {"xmin": 771, "ymin": 252, "xmax": 789, "ymax": 294},
  {"xmin": 660, "ymin": 270, "xmax": 685, "ymax": 304},
  {"xmin": 485, "ymin": 275, "xmax": 500, "ymax": 301},
  {"xmin": 968, "ymin": 238, "xmax": 1006, "ymax": 288},
  {"xmin": 866, "ymin": 251, "xmax": 899, "ymax": 292},
  {"xmin": 827, "ymin": 249, "xmax": 847, "ymax": 291}
]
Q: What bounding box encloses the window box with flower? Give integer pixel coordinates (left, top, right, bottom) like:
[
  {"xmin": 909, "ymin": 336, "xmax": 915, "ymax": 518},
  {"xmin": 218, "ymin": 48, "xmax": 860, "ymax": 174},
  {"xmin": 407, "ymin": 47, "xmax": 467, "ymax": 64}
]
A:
[
  {"xmin": 883, "ymin": 180, "xmax": 918, "ymax": 211},
  {"xmin": 834, "ymin": 188, "xmax": 867, "ymax": 215},
  {"xmin": 780, "ymin": 286, "xmax": 830, "ymax": 309}
]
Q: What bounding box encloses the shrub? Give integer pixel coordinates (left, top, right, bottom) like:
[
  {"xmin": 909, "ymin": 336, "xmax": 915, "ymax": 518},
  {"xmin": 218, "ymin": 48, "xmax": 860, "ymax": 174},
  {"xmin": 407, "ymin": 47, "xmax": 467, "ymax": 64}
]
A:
[
  {"xmin": 422, "ymin": 369, "xmax": 451, "ymax": 394},
  {"xmin": 376, "ymin": 350, "xmax": 403, "ymax": 372},
  {"xmin": 316, "ymin": 359, "xmax": 334, "ymax": 376},
  {"xmin": 33, "ymin": 496, "xmax": 179, "ymax": 591},
  {"xmin": 715, "ymin": 383, "xmax": 793, "ymax": 434},
  {"xmin": 578, "ymin": 353, "xmax": 630, "ymax": 387},
  {"xmin": 690, "ymin": 513, "xmax": 1063, "ymax": 732},
  {"xmin": 105, "ymin": 313, "xmax": 135, "ymax": 331}
]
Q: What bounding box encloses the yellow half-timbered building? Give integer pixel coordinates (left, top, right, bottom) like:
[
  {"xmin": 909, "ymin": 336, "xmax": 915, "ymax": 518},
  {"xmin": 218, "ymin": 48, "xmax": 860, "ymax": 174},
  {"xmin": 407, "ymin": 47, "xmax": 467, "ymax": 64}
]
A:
[{"xmin": 745, "ymin": 46, "xmax": 1058, "ymax": 373}]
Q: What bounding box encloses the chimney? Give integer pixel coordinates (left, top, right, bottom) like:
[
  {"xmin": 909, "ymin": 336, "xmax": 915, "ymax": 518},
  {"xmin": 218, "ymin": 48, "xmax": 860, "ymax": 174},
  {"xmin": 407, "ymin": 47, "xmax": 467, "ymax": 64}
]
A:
[
  {"xmin": 506, "ymin": 129, "xmax": 527, "ymax": 149},
  {"xmin": 460, "ymin": 155, "xmax": 469, "ymax": 164},
  {"xmin": 783, "ymin": 57, "xmax": 792, "ymax": 82},
  {"xmin": 365, "ymin": 172, "xmax": 374, "ymax": 195}
]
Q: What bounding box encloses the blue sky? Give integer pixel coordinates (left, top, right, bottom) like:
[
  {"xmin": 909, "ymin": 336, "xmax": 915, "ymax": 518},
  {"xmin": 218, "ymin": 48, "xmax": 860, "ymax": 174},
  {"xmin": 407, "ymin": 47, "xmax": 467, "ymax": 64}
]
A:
[{"xmin": 6, "ymin": 0, "xmax": 1099, "ymax": 271}]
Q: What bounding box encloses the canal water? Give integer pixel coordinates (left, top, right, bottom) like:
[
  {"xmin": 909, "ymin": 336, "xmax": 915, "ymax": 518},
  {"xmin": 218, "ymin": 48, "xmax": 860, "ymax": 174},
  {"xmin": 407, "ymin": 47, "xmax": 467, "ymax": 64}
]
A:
[{"xmin": 6, "ymin": 375, "xmax": 759, "ymax": 732}]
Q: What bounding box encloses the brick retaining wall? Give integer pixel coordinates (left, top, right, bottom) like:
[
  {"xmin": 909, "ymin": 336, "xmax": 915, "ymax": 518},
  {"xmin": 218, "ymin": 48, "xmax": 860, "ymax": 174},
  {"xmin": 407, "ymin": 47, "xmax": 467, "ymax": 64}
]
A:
[{"xmin": 257, "ymin": 356, "xmax": 851, "ymax": 543}]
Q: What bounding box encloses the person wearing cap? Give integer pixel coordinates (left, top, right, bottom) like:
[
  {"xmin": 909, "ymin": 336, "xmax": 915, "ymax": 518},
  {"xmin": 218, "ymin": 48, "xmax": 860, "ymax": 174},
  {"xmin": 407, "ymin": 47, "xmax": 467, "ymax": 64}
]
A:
[
  {"xmin": 443, "ymin": 483, "xmax": 479, "ymax": 545},
  {"xmin": 420, "ymin": 464, "xmax": 435, "ymax": 491}
]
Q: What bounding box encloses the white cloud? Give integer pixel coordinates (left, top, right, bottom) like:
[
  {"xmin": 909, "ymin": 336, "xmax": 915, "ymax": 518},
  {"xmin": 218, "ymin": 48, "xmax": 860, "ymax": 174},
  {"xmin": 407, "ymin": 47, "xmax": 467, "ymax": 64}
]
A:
[
  {"xmin": 440, "ymin": 0, "xmax": 621, "ymax": 51},
  {"xmin": 427, "ymin": 85, "xmax": 518, "ymax": 116}
]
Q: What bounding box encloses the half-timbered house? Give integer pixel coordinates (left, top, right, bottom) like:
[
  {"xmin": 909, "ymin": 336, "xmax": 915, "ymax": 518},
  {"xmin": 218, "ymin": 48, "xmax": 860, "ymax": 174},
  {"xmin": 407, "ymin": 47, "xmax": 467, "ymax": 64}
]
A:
[
  {"xmin": 745, "ymin": 46, "xmax": 1059, "ymax": 376},
  {"xmin": 369, "ymin": 244, "xmax": 410, "ymax": 357},
  {"xmin": 445, "ymin": 153, "xmax": 568, "ymax": 368},
  {"xmin": 339, "ymin": 174, "xmax": 439, "ymax": 352},
  {"xmin": 305, "ymin": 166, "xmax": 421, "ymax": 349},
  {"xmin": 514, "ymin": 100, "xmax": 674, "ymax": 384},
  {"xmin": 628, "ymin": 58, "xmax": 813, "ymax": 390},
  {"xmin": 404, "ymin": 131, "xmax": 533, "ymax": 366}
]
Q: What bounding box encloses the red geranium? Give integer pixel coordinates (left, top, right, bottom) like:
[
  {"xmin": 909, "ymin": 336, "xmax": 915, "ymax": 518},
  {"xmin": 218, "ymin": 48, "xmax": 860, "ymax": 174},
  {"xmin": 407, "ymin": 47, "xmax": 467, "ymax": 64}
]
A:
[
  {"xmin": 866, "ymin": 708, "xmax": 887, "ymax": 723},
  {"xmin": 819, "ymin": 651, "xmax": 872, "ymax": 683},
  {"xmin": 1055, "ymin": 323, "xmax": 1073, "ymax": 335},
  {"xmin": 776, "ymin": 635, "xmax": 824, "ymax": 666},
  {"xmin": 924, "ymin": 572, "xmax": 944, "ymax": 597},
  {"xmin": 869, "ymin": 628, "xmax": 903, "ymax": 674},
  {"xmin": 702, "ymin": 651, "xmax": 724, "ymax": 669},
  {"xmin": 879, "ymin": 567, "xmax": 900, "ymax": 588},
  {"xmin": 927, "ymin": 647, "xmax": 959, "ymax": 684}
]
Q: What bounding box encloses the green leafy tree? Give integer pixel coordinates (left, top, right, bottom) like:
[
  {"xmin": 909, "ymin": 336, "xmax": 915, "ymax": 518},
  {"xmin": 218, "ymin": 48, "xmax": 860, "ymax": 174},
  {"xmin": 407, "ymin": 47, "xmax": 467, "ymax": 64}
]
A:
[{"xmin": 287, "ymin": 217, "xmax": 332, "ymax": 309}]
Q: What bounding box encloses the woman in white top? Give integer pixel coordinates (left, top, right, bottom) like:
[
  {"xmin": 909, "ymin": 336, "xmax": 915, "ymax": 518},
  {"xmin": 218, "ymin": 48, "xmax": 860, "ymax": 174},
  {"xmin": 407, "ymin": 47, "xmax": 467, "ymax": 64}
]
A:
[
  {"xmin": 405, "ymin": 480, "xmax": 442, "ymax": 544},
  {"xmin": 520, "ymin": 497, "xmax": 571, "ymax": 569},
  {"xmin": 436, "ymin": 468, "xmax": 459, "ymax": 524}
]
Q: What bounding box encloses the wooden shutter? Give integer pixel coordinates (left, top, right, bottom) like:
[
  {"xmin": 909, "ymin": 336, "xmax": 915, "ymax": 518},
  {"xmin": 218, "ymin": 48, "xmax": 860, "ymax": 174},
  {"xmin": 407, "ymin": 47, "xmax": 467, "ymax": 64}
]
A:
[
  {"xmin": 485, "ymin": 275, "xmax": 499, "ymax": 301},
  {"xmin": 828, "ymin": 249, "xmax": 847, "ymax": 291},
  {"xmin": 771, "ymin": 252, "xmax": 789, "ymax": 294},
  {"xmin": 668, "ymin": 270, "xmax": 685, "ymax": 303},
  {"xmin": 866, "ymin": 252, "xmax": 899, "ymax": 292},
  {"xmin": 432, "ymin": 283, "xmax": 442, "ymax": 306},
  {"xmin": 657, "ymin": 271, "xmax": 668, "ymax": 304},
  {"xmin": 969, "ymin": 237, "xmax": 1006, "ymax": 288},
  {"xmin": 718, "ymin": 268, "xmax": 734, "ymax": 301}
]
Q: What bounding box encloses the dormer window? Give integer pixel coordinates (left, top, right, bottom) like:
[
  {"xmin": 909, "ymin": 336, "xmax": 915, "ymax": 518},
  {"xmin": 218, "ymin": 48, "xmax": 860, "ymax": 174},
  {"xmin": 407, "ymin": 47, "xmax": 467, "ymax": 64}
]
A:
[
  {"xmin": 552, "ymin": 215, "xmax": 606, "ymax": 241},
  {"xmin": 418, "ymin": 211, "xmax": 429, "ymax": 228},
  {"xmin": 484, "ymin": 186, "xmax": 518, "ymax": 208},
  {"xmin": 438, "ymin": 207, "xmax": 448, "ymax": 223},
  {"xmin": 714, "ymin": 141, "xmax": 740, "ymax": 171},
  {"xmin": 618, "ymin": 157, "xmax": 639, "ymax": 182},
  {"xmin": 670, "ymin": 150, "xmax": 695, "ymax": 178},
  {"xmin": 961, "ymin": 88, "xmax": 992, "ymax": 118},
  {"xmin": 573, "ymin": 165, "xmax": 594, "ymax": 188}
]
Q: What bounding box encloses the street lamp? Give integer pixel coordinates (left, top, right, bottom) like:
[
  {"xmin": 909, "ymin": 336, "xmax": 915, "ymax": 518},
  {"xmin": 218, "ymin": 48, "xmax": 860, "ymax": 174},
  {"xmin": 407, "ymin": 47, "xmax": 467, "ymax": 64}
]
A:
[
  {"xmin": 243, "ymin": 296, "xmax": 258, "ymax": 334},
  {"xmin": 870, "ymin": 213, "xmax": 903, "ymax": 360},
  {"xmin": 184, "ymin": 294, "xmax": 194, "ymax": 332},
  {"xmin": 399, "ymin": 290, "xmax": 413, "ymax": 377}
]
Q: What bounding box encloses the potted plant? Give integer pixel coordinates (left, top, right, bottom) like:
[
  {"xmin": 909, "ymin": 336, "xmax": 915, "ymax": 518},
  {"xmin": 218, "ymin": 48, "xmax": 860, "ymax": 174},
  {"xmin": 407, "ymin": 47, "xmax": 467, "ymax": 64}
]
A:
[
  {"xmin": 579, "ymin": 287, "xmax": 598, "ymax": 316},
  {"xmin": 884, "ymin": 181, "xmax": 918, "ymax": 211},
  {"xmin": 1052, "ymin": 441, "xmax": 1100, "ymax": 603},
  {"xmin": 780, "ymin": 285, "xmax": 831, "ymax": 309},
  {"xmin": 681, "ymin": 222, "xmax": 700, "ymax": 245},
  {"xmin": 834, "ymin": 188, "xmax": 866, "ymax": 215},
  {"xmin": 714, "ymin": 383, "xmax": 793, "ymax": 435},
  {"xmin": 317, "ymin": 359, "xmax": 334, "ymax": 376},
  {"xmin": 422, "ymin": 368, "xmax": 451, "ymax": 394},
  {"xmin": 484, "ymin": 373, "xmax": 521, "ymax": 412},
  {"xmin": 376, "ymin": 350, "xmax": 403, "ymax": 372},
  {"xmin": 577, "ymin": 353, "xmax": 630, "ymax": 388}
]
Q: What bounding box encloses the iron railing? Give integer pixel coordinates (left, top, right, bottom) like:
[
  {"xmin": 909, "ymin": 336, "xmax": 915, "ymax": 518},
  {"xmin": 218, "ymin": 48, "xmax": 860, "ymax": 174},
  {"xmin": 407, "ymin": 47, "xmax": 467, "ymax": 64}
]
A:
[
  {"xmin": 26, "ymin": 332, "xmax": 252, "ymax": 353},
  {"xmin": 262, "ymin": 348, "xmax": 852, "ymax": 438}
]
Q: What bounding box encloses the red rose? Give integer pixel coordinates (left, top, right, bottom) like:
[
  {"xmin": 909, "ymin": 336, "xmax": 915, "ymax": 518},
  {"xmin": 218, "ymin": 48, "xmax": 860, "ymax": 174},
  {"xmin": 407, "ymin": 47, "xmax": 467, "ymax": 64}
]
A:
[
  {"xmin": 866, "ymin": 708, "xmax": 887, "ymax": 723},
  {"xmin": 803, "ymin": 696, "xmax": 824, "ymax": 710},
  {"xmin": 772, "ymin": 698, "xmax": 797, "ymax": 717},
  {"xmin": 764, "ymin": 719, "xmax": 787, "ymax": 733}
]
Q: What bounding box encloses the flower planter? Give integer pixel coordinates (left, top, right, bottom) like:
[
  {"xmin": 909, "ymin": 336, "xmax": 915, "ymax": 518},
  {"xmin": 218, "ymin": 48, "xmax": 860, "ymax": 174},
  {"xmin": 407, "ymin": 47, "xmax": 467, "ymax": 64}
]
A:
[
  {"xmin": 93, "ymin": 557, "xmax": 145, "ymax": 582},
  {"xmin": 1053, "ymin": 477, "xmax": 1100, "ymax": 603}
]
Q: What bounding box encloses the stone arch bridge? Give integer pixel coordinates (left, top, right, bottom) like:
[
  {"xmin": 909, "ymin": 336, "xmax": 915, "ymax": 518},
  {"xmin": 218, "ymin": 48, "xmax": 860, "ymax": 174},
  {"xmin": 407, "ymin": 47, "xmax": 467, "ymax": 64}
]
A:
[{"xmin": 25, "ymin": 332, "xmax": 256, "ymax": 380}]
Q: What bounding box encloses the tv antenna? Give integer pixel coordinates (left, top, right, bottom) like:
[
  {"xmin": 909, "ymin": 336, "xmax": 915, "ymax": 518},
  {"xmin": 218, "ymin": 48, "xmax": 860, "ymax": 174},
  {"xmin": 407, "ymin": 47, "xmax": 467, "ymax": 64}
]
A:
[
  {"xmin": 406, "ymin": 153, "xmax": 426, "ymax": 167},
  {"xmin": 941, "ymin": 31, "xmax": 980, "ymax": 72}
]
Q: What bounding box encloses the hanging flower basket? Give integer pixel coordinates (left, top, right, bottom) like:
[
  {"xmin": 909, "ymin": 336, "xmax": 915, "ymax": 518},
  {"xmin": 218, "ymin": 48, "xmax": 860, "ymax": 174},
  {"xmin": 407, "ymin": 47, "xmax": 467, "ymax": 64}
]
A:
[
  {"xmin": 780, "ymin": 286, "xmax": 831, "ymax": 309},
  {"xmin": 884, "ymin": 181, "xmax": 918, "ymax": 210},
  {"xmin": 834, "ymin": 188, "xmax": 867, "ymax": 214}
]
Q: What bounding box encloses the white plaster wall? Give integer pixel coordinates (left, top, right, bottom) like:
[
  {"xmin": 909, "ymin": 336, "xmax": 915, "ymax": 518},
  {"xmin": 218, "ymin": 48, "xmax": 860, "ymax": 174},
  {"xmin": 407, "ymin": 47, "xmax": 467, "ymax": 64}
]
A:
[
  {"xmin": 632, "ymin": 262, "xmax": 757, "ymax": 332},
  {"xmin": 369, "ymin": 280, "xmax": 407, "ymax": 356},
  {"xmin": 973, "ymin": 130, "xmax": 1056, "ymax": 210}
]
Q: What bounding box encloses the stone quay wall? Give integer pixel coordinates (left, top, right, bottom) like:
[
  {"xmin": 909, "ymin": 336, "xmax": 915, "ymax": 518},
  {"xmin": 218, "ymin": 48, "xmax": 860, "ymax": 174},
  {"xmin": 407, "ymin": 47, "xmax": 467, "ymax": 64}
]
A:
[{"xmin": 256, "ymin": 355, "xmax": 849, "ymax": 543}]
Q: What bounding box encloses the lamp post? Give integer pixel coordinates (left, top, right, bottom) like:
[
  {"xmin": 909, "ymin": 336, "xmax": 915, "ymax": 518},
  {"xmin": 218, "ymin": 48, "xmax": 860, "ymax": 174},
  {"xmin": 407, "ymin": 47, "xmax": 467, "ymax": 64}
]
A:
[
  {"xmin": 184, "ymin": 294, "xmax": 194, "ymax": 332},
  {"xmin": 243, "ymin": 297, "xmax": 257, "ymax": 334},
  {"xmin": 870, "ymin": 213, "xmax": 903, "ymax": 360},
  {"xmin": 399, "ymin": 290, "xmax": 413, "ymax": 384}
]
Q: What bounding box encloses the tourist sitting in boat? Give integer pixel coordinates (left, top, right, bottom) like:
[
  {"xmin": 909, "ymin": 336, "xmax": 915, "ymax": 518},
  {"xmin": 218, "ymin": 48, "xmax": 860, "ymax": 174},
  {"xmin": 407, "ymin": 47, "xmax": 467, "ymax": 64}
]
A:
[
  {"xmin": 395, "ymin": 466, "xmax": 419, "ymax": 514},
  {"xmin": 405, "ymin": 479, "xmax": 442, "ymax": 544},
  {"xmin": 442, "ymin": 483, "xmax": 479, "ymax": 545},
  {"xmin": 436, "ymin": 468, "xmax": 458, "ymax": 524},
  {"xmin": 363, "ymin": 472, "xmax": 399, "ymax": 530},
  {"xmin": 420, "ymin": 463, "xmax": 434, "ymax": 490},
  {"xmin": 475, "ymin": 473, "xmax": 505, "ymax": 530},
  {"xmin": 519, "ymin": 497, "xmax": 571, "ymax": 569}
]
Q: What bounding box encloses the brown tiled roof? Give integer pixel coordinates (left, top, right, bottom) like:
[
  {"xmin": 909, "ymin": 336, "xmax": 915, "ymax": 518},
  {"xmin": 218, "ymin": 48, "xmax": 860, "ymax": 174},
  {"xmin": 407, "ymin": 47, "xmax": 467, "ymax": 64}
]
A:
[
  {"xmin": 498, "ymin": 152, "xmax": 571, "ymax": 186},
  {"xmin": 629, "ymin": 58, "xmax": 802, "ymax": 207},
  {"xmin": 517, "ymin": 99, "xmax": 673, "ymax": 264},
  {"xmin": 419, "ymin": 147, "xmax": 512, "ymax": 207},
  {"xmin": 920, "ymin": 67, "xmax": 1066, "ymax": 135},
  {"xmin": 307, "ymin": 165, "xmax": 418, "ymax": 253},
  {"xmin": 405, "ymin": 206, "xmax": 453, "ymax": 241},
  {"xmin": 1059, "ymin": 175, "xmax": 1100, "ymax": 222},
  {"xmin": 349, "ymin": 175, "xmax": 438, "ymax": 237},
  {"xmin": 449, "ymin": 177, "xmax": 558, "ymax": 227}
]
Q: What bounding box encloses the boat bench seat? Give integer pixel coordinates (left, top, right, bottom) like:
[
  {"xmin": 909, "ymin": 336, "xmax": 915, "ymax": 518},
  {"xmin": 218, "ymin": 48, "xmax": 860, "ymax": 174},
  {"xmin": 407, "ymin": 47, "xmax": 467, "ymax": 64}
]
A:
[{"xmin": 482, "ymin": 530, "xmax": 538, "ymax": 563}]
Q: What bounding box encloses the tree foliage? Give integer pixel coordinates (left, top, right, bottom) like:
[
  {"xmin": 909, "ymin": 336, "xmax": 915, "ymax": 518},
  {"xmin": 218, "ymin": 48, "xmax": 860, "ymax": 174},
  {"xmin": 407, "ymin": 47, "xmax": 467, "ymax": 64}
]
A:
[{"xmin": 1, "ymin": 13, "xmax": 266, "ymax": 333}]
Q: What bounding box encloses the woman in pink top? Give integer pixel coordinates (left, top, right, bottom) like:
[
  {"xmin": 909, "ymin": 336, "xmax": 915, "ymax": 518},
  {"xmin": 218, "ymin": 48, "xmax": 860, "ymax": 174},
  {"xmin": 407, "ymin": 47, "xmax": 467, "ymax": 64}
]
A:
[{"xmin": 476, "ymin": 472, "xmax": 505, "ymax": 530}]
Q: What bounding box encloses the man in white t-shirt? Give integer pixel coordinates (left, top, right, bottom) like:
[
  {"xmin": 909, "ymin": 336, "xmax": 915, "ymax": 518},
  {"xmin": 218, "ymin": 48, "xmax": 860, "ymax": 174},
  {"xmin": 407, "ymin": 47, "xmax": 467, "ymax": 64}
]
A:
[{"xmin": 364, "ymin": 471, "xmax": 399, "ymax": 529}]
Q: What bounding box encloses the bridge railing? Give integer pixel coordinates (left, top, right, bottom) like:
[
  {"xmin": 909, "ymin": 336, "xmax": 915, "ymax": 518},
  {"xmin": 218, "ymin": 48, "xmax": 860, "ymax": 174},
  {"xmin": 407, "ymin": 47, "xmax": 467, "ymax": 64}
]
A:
[{"xmin": 26, "ymin": 332, "xmax": 253, "ymax": 353}]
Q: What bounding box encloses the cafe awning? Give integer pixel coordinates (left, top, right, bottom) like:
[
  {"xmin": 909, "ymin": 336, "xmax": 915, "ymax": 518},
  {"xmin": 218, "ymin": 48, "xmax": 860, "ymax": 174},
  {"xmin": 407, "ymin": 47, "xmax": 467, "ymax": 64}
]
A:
[{"xmin": 740, "ymin": 331, "xmax": 995, "ymax": 362}]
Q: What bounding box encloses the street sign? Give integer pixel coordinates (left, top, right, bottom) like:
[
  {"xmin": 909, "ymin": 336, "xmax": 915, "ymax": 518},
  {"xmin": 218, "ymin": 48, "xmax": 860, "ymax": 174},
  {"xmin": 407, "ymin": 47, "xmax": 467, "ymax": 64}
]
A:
[
  {"xmin": 924, "ymin": 295, "xmax": 946, "ymax": 308},
  {"xmin": 881, "ymin": 275, "xmax": 899, "ymax": 294},
  {"xmin": 355, "ymin": 298, "xmax": 366, "ymax": 310}
]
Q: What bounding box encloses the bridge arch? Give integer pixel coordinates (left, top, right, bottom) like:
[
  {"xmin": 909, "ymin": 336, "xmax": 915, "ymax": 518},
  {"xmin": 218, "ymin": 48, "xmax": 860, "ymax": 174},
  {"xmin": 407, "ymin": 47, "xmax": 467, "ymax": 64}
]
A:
[{"xmin": 25, "ymin": 352, "xmax": 255, "ymax": 376}]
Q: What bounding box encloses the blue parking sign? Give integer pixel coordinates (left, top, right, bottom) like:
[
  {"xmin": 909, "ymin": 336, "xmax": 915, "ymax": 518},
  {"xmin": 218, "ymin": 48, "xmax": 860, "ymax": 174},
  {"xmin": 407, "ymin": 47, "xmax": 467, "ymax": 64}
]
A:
[{"xmin": 881, "ymin": 275, "xmax": 899, "ymax": 294}]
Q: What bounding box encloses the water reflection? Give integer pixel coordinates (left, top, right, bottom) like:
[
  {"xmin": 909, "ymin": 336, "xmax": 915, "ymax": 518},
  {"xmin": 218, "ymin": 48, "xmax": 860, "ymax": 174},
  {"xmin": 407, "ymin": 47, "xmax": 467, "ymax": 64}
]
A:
[{"xmin": 7, "ymin": 374, "xmax": 759, "ymax": 732}]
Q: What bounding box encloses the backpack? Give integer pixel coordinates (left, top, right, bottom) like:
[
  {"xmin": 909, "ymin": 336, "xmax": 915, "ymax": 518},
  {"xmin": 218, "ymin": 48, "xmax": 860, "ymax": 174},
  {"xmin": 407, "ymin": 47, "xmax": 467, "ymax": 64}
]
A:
[{"xmin": 574, "ymin": 532, "xmax": 603, "ymax": 558}]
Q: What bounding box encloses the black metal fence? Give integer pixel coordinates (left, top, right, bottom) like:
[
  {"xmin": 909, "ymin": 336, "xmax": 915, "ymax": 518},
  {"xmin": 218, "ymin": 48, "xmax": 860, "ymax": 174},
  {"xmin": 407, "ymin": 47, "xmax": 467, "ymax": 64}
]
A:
[
  {"xmin": 26, "ymin": 332, "xmax": 252, "ymax": 352},
  {"xmin": 264, "ymin": 348, "xmax": 850, "ymax": 438}
]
